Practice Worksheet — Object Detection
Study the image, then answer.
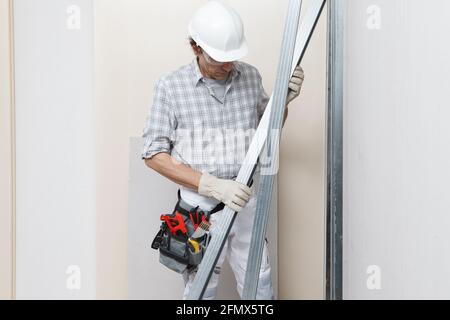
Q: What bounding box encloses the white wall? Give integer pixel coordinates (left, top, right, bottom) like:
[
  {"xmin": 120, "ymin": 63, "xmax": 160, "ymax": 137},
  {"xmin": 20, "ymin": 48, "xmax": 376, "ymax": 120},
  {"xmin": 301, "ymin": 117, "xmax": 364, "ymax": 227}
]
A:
[
  {"xmin": 0, "ymin": 0, "xmax": 13, "ymax": 300},
  {"xmin": 13, "ymin": 0, "xmax": 96, "ymax": 299},
  {"xmin": 344, "ymin": 0, "xmax": 450, "ymax": 299}
]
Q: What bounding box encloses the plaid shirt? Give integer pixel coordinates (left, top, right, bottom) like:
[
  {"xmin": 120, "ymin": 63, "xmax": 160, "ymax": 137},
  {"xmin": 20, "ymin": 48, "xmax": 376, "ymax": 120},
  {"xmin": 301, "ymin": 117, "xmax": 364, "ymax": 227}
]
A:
[{"xmin": 141, "ymin": 59, "xmax": 269, "ymax": 179}]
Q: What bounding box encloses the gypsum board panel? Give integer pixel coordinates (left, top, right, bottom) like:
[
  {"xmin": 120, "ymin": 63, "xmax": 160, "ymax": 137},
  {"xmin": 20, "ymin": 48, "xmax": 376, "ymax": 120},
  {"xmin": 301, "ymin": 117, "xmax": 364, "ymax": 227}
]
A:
[
  {"xmin": 186, "ymin": 0, "xmax": 303, "ymax": 300},
  {"xmin": 242, "ymin": 0, "xmax": 327, "ymax": 300}
]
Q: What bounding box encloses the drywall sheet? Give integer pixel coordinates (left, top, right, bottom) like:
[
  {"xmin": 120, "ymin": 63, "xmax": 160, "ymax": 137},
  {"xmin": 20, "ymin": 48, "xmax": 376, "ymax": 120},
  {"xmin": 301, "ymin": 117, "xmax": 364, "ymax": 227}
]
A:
[
  {"xmin": 343, "ymin": 0, "xmax": 450, "ymax": 299},
  {"xmin": 14, "ymin": 0, "xmax": 95, "ymax": 299}
]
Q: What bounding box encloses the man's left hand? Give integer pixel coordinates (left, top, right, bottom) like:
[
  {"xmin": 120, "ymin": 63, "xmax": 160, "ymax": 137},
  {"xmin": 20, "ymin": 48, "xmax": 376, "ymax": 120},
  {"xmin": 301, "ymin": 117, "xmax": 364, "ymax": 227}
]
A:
[{"xmin": 286, "ymin": 65, "xmax": 304, "ymax": 105}]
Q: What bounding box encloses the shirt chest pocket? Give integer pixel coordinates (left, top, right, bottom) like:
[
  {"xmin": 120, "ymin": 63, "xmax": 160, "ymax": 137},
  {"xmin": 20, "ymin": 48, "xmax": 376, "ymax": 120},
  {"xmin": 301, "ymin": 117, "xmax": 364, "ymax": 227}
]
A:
[{"xmin": 229, "ymin": 89, "xmax": 258, "ymax": 129}]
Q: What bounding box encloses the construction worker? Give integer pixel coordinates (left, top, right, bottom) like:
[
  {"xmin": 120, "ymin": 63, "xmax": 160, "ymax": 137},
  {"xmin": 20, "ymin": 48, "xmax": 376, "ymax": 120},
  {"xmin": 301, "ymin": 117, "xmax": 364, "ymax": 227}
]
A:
[{"xmin": 142, "ymin": 0, "xmax": 304, "ymax": 300}]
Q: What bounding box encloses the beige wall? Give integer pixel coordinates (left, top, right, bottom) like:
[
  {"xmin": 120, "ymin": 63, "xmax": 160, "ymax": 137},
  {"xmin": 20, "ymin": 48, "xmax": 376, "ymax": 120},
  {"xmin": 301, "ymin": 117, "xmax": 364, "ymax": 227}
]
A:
[
  {"xmin": 94, "ymin": 1, "xmax": 130, "ymax": 299},
  {"xmin": 0, "ymin": 0, "xmax": 13, "ymax": 300},
  {"xmin": 94, "ymin": 0, "xmax": 326, "ymax": 299},
  {"xmin": 279, "ymin": 1, "xmax": 327, "ymax": 299}
]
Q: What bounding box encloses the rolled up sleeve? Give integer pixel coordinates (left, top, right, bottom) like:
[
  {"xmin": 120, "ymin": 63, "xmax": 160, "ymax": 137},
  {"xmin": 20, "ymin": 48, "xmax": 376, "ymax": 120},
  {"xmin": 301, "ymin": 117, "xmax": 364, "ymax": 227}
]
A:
[
  {"xmin": 256, "ymin": 73, "xmax": 270, "ymax": 123},
  {"xmin": 141, "ymin": 79, "xmax": 177, "ymax": 159}
]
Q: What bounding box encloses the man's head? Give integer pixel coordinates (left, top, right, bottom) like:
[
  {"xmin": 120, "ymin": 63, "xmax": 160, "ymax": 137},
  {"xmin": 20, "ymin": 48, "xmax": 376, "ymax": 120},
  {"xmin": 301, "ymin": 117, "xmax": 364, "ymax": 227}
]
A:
[
  {"xmin": 188, "ymin": 1, "xmax": 247, "ymax": 80},
  {"xmin": 189, "ymin": 38, "xmax": 235, "ymax": 80}
]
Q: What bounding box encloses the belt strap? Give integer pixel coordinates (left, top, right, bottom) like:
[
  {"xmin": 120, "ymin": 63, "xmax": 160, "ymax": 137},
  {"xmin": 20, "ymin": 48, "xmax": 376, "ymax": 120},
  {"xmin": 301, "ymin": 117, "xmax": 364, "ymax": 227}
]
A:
[{"xmin": 177, "ymin": 189, "xmax": 224, "ymax": 216}]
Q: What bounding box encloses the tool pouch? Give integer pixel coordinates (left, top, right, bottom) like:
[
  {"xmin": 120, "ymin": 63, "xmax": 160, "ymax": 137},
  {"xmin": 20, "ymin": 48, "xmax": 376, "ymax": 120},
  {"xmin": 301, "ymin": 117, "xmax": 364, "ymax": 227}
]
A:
[{"xmin": 151, "ymin": 190, "xmax": 224, "ymax": 274}]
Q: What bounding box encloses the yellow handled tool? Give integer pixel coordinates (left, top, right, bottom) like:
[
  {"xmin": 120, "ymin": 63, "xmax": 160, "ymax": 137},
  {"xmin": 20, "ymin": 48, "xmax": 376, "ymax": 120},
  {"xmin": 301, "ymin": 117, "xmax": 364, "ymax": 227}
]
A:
[{"xmin": 188, "ymin": 238, "xmax": 200, "ymax": 253}]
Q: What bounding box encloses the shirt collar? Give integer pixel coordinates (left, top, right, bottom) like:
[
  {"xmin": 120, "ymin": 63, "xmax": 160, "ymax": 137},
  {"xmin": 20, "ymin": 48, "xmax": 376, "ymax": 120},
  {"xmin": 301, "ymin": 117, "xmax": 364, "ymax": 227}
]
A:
[{"xmin": 190, "ymin": 58, "xmax": 242, "ymax": 86}]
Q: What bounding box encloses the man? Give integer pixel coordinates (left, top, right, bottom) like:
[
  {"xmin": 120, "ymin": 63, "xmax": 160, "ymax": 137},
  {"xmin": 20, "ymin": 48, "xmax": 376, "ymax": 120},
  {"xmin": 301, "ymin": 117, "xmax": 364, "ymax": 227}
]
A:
[{"xmin": 142, "ymin": 0, "xmax": 304, "ymax": 299}]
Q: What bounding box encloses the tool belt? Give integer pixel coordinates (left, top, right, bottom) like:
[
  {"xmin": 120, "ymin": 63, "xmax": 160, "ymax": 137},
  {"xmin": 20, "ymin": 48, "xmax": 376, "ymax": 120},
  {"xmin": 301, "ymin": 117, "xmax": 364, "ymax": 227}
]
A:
[{"xmin": 151, "ymin": 190, "xmax": 224, "ymax": 274}]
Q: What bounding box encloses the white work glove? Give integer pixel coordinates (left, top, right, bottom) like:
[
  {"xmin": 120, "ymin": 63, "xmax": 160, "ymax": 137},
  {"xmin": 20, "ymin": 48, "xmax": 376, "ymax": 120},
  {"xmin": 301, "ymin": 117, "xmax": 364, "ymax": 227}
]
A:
[
  {"xmin": 286, "ymin": 65, "xmax": 304, "ymax": 104},
  {"xmin": 198, "ymin": 172, "xmax": 252, "ymax": 212}
]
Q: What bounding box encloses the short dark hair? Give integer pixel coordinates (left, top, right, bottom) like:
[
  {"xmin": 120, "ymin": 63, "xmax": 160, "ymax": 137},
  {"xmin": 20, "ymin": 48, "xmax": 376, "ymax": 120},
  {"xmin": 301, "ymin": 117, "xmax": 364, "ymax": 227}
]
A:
[
  {"xmin": 189, "ymin": 37, "xmax": 197, "ymax": 47},
  {"xmin": 188, "ymin": 37, "xmax": 202, "ymax": 56}
]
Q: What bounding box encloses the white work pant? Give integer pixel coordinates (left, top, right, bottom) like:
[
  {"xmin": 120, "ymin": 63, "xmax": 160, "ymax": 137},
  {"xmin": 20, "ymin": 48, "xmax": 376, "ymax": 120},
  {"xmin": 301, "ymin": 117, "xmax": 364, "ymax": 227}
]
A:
[{"xmin": 181, "ymin": 191, "xmax": 274, "ymax": 300}]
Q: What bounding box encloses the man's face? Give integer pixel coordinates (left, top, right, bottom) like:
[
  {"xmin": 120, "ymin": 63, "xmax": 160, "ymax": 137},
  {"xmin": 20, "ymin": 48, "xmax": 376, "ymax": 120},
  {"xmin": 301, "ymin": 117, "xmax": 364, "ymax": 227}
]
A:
[{"xmin": 198, "ymin": 50, "xmax": 234, "ymax": 80}]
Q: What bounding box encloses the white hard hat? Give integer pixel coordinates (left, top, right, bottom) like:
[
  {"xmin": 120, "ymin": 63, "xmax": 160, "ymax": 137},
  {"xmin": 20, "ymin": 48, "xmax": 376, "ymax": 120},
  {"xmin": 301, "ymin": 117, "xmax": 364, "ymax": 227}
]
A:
[{"xmin": 188, "ymin": 0, "xmax": 248, "ymax": 62}]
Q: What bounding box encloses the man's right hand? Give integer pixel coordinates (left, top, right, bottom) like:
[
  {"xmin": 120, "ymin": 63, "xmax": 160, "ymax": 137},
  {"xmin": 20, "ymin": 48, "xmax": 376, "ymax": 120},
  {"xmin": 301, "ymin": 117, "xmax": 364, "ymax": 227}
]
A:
[{"xmin": 198, "ymin": 172, "xmax": 252, "ymax": 212}]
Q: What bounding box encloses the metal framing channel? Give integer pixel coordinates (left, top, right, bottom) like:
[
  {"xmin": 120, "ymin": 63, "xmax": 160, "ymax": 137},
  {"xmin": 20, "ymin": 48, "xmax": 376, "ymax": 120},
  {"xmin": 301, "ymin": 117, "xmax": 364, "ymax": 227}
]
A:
[
  {"xmin": 8, "ymin": 0, "xmax": 16, "ymax": 300},
  {"xmin": 326, "ymin": 0, "xmax": 344, "ymax": 300},
  {"xmin": 242, "ymin": 0, "xmax": 302, "ymax": 300}
]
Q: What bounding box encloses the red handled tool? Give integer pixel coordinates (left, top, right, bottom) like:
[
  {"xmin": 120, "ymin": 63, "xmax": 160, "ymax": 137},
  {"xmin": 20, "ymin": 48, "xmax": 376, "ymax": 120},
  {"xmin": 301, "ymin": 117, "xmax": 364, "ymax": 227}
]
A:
[{"xmin": 160, "ymin": 212, "xmax": 188, "ymax": 236}]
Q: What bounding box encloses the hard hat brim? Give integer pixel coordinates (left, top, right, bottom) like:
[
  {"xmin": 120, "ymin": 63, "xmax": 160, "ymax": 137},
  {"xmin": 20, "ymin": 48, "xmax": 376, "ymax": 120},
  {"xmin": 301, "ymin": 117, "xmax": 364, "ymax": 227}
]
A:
[
  {"xmin": 190, "ymin": 31, "xmax": 249, "ymax": 63},
  {"xmin": 201, "ymin": 39, "xmax": 248, "ymax": 62}
]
